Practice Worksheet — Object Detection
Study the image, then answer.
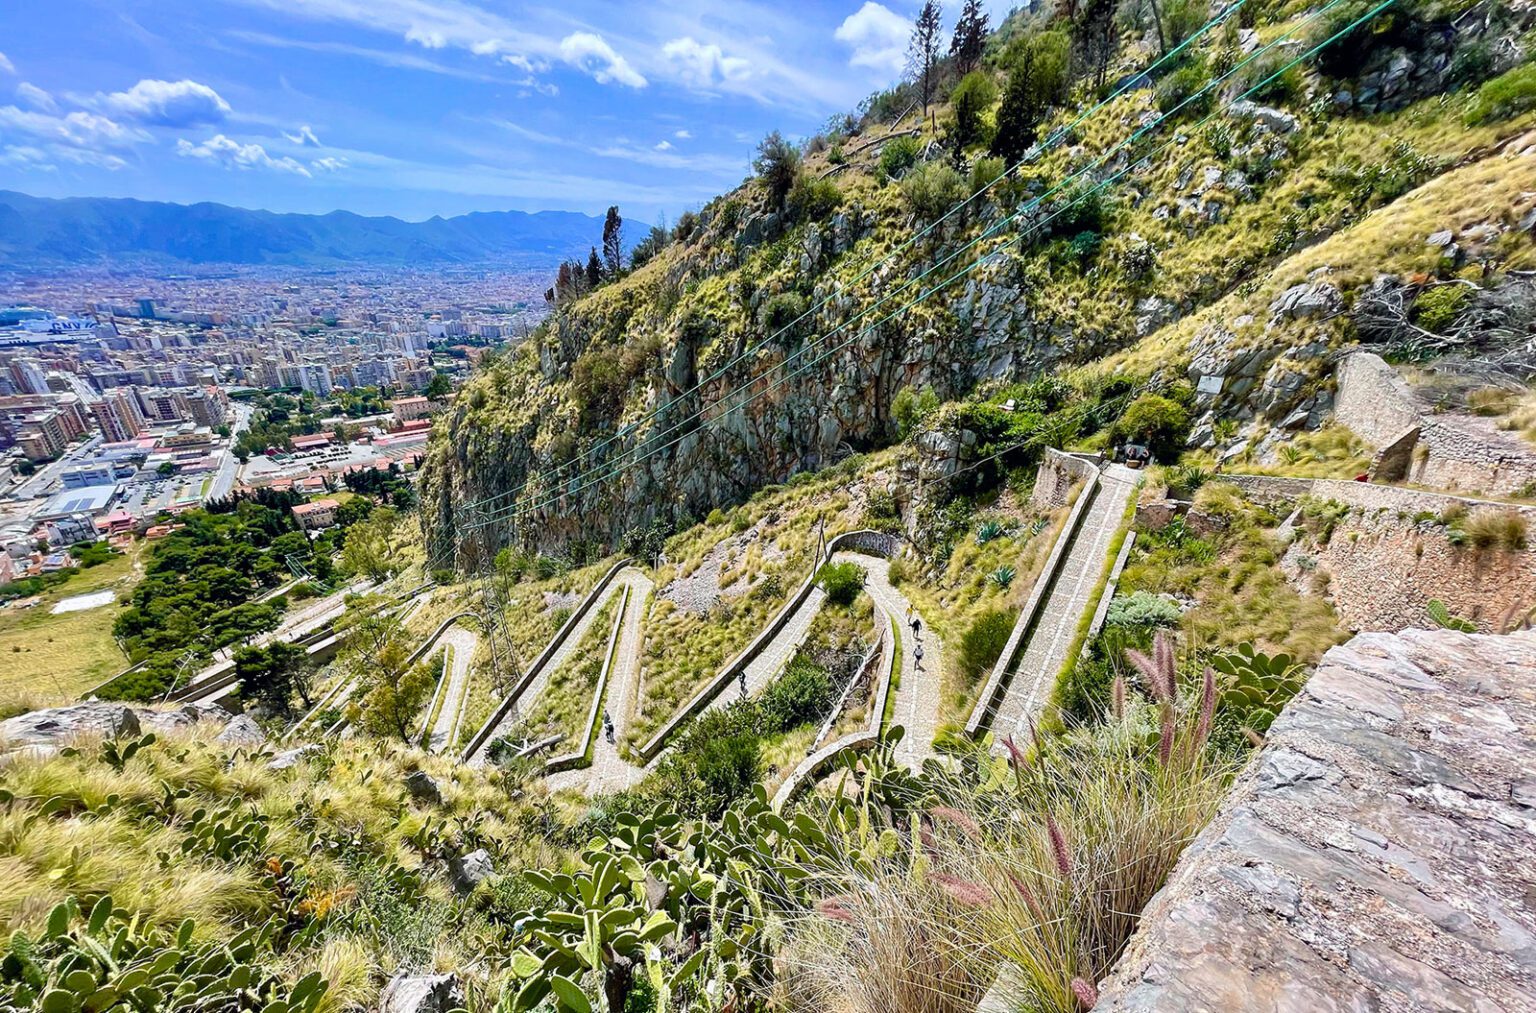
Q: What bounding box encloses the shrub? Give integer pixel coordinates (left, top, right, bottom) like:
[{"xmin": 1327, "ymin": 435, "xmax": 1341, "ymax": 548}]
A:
[
  {"xmin": 892, "ymin": 384, "xmax": 941, "ymax": 438},
  {"xmin": 817, "ymin": 561, "xmax": 865, "ymax": 607},
  {"xmin": 960, "ymin": 608, "xmax": 1013, "ymax": 681},
  {"xmin": 901, "ymin": 160, "xmax": 967, "ymax": 221},
  {"xmin": 1105, "ymin": 590, "xmax": 1183, "ymax": 629},
  {"xmin": 754, "ymin": 130, "xmax": 802, "ymax": 210},
  {"xmin": 969, "ymin": 155, "xmax": 1006, "ymax": 193},
  {"xmin": 1155, "ymin": 57, "xmax": 1213, "ymax": 115},
  {"xmin": 1411, "ymin": 284, "xmax": 1470, "ymax": 333},
  {"xmin": 1462, "ymin": 509, "xmax": 1527, "ymax": 551},
  {"xmin": 948, "ymin": 70, "xmax": 998, "ymax": 151},
  {"xmin": 758, "ymin": 291, "xmax": 809, "ymax": 338},
  {"xmin": 877, "ymin": 134, "xmax": 923, "ymax": 182},
  {"xmin": 1111, "ymin": 394, "xmax": 1191, "ymax": 462},
  {"xmin": 788, "ymin": 173, "xmax": 844, "ymax": 222},
  {"xmin": 1464, "ymin": 64, "xmax": 1536, "ymax": 125},
  {"xmin": 759, "ymin": 656, "xmax": 835, "ymax": 732}
]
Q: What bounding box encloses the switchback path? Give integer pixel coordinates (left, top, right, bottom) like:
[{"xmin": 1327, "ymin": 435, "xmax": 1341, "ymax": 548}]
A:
[
  {"xmin": 427, "ymin": 626, "xmax": 478, "ymax": 753},
  {"xmin": 830, "ymin": 552, "xmax": 944, "ymax": 769},
  {"xmin": 989, "ymin": 463, "xmax": 1139, "ymax": 750},
  {"xmin": 545, "ymin": 571, "xmax": 653, "ymax": 794},
  {"xmin": 469, "ymin": 566, "xmax": 650, "ymax": 765}
]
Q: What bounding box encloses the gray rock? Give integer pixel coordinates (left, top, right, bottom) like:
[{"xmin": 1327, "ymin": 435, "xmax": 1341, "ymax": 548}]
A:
[
  {"xmin": 404, "ymin": 769, "xmax": 443, "ymax": 806},
  {"xmin": 1226, "ymin": 99, "xmax": 1298, "ymax": 134},
  {"xmin": 1269, "ymin": 282, "xmax": 1343, "ymax": 321},
  {"xmin": 1, "ymin": 702, "xmax": 141, "ymax": 749},
  {"xmin": 214, "ymin": 715, "xmax": 266, "ymax": 749},
  {"xmin": 379, "ymin": 972, "xmax": 465, "ymax": 1013},
  {"xmin": 267, "ymin": 743, "xmax": 324, "ymax": 771},
  {"xmin": 447, "ymin": 848, "xmax": 494, "ymax": 895},
  {"xmin": 1425, "ymin": 229, "xmax": 1455, "ymax": 248}
]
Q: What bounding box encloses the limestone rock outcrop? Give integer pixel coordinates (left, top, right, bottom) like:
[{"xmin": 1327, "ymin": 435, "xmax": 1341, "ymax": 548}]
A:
[{"xmin": 1094, "ymin": 628, "xmax": 1536, "ymax": 1011}]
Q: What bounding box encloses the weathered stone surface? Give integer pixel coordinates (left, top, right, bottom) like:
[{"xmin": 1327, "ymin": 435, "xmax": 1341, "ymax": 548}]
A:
[
  {"xmin": 404, "ymin": 769, "xmax": 443, "ymax": 806},
  {"xmin": 214, "ymin": 715, "xmax": 266, "ymax": 748},
  {"xmin": 1094, "ymin": 628, "xmax": 1536, "ymax": 1012},
  {"xmin": 379, "ymin": 972, "xmax": 465, "ymax": 1013},
  {"xmin": 447, "ymin": 848, "xmax": 494, "ymax": 895},
  {"xmin": 0, "ymin": 703, "xmax": 141, "ymax": 749},
  {"xmin": 266, "ymin": 743, "xmax": 324, "ymax": 771},
  {"xmin": 1269, "ymin": 281, "xmax": 1343, "ymax": 321}
]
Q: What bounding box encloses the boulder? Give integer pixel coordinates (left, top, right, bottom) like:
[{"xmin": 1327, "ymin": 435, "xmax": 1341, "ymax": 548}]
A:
[
  {"xmin": 447, "ymin": 848, "xmax": 494, "ymax": 895},
  {"xmin": 1226, "ymin": 99, "xmax": 1298, "ymax": 135},
  {"xmin": 214, "ymin": 715, "xmax": 266, "ymax": 749},
  {"xmin": 379, "ymin": 973, "xmax": 465, "ymax": 1013},
  {"xmin": 1269, "ymin": 282, "xmax": 1343, "ymax": 322},
  {"xmin": 404, "ymin": 770, "xmax": 443, "ymax": 806},
  {"xmin": 267, "ymin": 743, "xmax": 324, "ymax": 771},
  {"xmin": 1, "ymin": 703, "xmax": 140, "ymax": 749}
]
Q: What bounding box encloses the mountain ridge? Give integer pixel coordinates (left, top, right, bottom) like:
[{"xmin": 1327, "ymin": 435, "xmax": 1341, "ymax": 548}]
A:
[{"xmin": 0, "ymin": 189, "xmax": 604, "ymax": 270}]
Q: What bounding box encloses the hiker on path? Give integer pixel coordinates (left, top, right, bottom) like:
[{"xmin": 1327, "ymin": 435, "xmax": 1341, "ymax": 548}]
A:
[
  {"xmin": 914, "ymin": 643, "xmax": 925, "ymax": 670},
  {"xmin": 910, "ymin": 614, "xmax": 922, "ymax": 640}
]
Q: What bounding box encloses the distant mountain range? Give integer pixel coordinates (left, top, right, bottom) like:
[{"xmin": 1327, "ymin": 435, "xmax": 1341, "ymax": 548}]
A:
[{"xmin": 0, "ymin": 191, "xmax": 604, "ymax": 271}]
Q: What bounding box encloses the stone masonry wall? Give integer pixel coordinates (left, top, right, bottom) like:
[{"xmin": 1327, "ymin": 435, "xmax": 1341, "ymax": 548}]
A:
[
  {"xmin": 1282, "ymin": 509, "xmax": 1536, "ymax": 633},
  {"xmin": 1333, "ymin": 352, "xmax": 1536, "ymax": 497},
  {"xmin": 1094, "ymin": 628, "xmax": 1536, "ymax": 1011},
  {"xmin": 1030, "ymin": 449, "xmax": 1100, "ymax": 510},
  {"xmin": 1223, "ymin": 473, "xmax": 1536, "ymax": 525}
]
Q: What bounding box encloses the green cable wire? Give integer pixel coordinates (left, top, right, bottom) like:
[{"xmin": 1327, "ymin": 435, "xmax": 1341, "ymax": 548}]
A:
[
  {"xmin": 466, "ymin": 0, "xmax": 1393, "ymax": 536},
  {"xmin": 455, "ymin": 0, "xmax": 1260, "ymax": 517},
  {"xmin": 465, "ymin": 0, "xmax": 1350, "ymax": 532}
]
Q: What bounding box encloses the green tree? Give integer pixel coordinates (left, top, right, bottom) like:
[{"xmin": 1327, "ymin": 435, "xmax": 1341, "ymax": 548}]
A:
[
  {"xmin": 235, "ymin": 640, "xmax": 314, "ymax": 716},
  {"xmin": 586, "ymin": 246, "xmax": 602, "ymax": 287},
  {"xmin": 602, "ymin": 205, "xmax": 624, "ymax": 275},
  {"xmin": 949, "ymin": 0, "xmax": 989, "ymax": 73},
  {"xmin": 948, "ymin": 70, "xmax": 998, "ymax": 153},
  {"xmin": 339, "ymin": 599, "xmax": 434, "ymax": 740},
  {"xmin": 993, "ymin": 30, "xmax": 1071, "ymax": 163},
  {"xmin": 753, "ymin": 131, "xmax": 801, "ymax": 212},
  {"xmin": 1112, "ymin": 394, "xmax": 1192, "ymax": 462},
  {"xmin": 341, "ymin": 506, "xmax": 399, "ymax": 580},
  {"xmin": 424, "ymin": 372, "xmax": 451, "ymax": 399}
]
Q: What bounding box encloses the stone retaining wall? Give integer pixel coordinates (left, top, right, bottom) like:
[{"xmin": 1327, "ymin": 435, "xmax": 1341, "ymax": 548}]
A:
[
  {"xmin": 1030, "ymin": 449, "xmax": 1100, "ymax": 510},
  {"xmin": 1334, "ymin": 352, "xmax": 1536, "ymax": 497},
  {"xmin": 1093, "ymin": 628, "xmax": 1536, "ymax": 1010},
  {"xmin": 1222, "ymin": 473, "xmax": 1536, "ymax": 524}
]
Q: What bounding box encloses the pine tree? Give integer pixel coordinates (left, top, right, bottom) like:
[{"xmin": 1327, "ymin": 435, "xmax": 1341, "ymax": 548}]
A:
[
  {"xmin": 586, "ymin": 246, "xmax": 602, "ymax": 288},
  {"xmin": 602, "ymin": 206, "xmax": 624, "ymax": 276},
  {"xmin": 908, "ymin": 1, "xmax": 944, "ymax": 117},
  {"xmin": 949, "ymin": 0, "xmax": 989, "ymax": 73}
]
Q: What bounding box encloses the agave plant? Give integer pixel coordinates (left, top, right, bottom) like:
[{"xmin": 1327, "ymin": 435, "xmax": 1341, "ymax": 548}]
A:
[
  {"xmin": 975, "ymin": 519, "xmax": 1008, "ymax": 545},
  {"xmin": 987, "ymin": 565, "xmax": 1016, "ymax": 589}
]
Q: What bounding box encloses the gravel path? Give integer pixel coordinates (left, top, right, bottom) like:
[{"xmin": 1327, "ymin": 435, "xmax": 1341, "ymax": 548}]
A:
[{"xmin": 990, "ymin": 464, "xmax": 1139, "ymax": 751}]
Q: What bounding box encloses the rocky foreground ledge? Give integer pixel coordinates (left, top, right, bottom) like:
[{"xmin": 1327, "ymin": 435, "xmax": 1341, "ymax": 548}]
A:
[{"xmin": 1096, "ymin": 627, "xmax": 1536, "ymax": 1011}]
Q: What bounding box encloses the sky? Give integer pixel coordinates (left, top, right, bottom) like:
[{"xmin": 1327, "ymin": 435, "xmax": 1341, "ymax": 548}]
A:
[{"xmin": 0, "ymin": 1, "xmax": 1017, "ymax": 225}]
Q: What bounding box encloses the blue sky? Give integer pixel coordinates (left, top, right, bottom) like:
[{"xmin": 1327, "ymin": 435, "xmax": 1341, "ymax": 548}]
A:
[{"xmin": 0, "ymin": 1, "xmax": 1015, "ymax": 224}]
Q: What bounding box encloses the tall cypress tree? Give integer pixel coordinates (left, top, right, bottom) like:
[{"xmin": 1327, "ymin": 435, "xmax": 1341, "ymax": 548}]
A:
[
  {"xmin": 602, "ymin": 206, "xmax": 624, "ymax": 276},
  {"xmin": 949, "ymin": 0, "xmax": 989, "ymax": 73},
  {"xmin": 586, "ymin": 246, "xmax": 602, "ymax": 288}
]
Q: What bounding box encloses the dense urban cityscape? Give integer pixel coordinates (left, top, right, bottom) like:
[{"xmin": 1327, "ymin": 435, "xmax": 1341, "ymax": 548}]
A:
[{"xmin": 0, "ymin": 266, "xmax": 547, "ymax": 583}]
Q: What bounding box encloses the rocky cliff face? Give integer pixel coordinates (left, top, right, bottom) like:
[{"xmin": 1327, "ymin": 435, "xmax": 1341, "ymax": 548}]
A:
[{"xmin": 419, "ymin": 6, "xmax": 1535, "ymax": 563}]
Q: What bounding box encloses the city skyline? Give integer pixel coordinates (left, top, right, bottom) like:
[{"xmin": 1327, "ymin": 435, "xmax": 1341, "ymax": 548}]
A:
[{"xmin": 0, "ymin": 1, "xmax": 1017, "ymax": 224}]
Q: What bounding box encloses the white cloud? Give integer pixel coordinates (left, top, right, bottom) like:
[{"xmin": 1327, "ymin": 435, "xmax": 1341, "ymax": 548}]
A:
[
  {"xmin": 0, "ymin": 145, "xmax": 56, "ymax": 170},
  {"xmin": 0, "ymin": 106, "xmax": 149, "ymax": 148},
  {"xmin": 661, "ymin": 36, "xmax": 751, "ymax": 90},
  {"xmin": 15, "ymin": 82, "xmax": 57, "ymax": 113},
  {"xmin": 559, "ymin": 32, "xmax": 647, "ymax": 88},
  {"xmin": 97, "ymin": 78, "xmax": 231, "ymax": 127},
  {"xmin": 176, "ymin": 134, "xmax": 312, "ymax": 176},
  {"xmin": 310, "ymin": 155, "xmax": 348, "ymax": 172},
  {"xmin": 285, "ymin": 124, "xmax": 322, "ymax": 146},
  {"xmin": 654, "ymin": 139, "xmax": 673, "ymax": 150},
  {"xmin": 674, "ymin": 129, "xmax": 692, "ymax": 140},
  {"xmin": 835, "ymin": 2, "xmax": 911, "ymax": 76},
  {"xmin": 0, "ymin": 53, "xmax": 15, "ymax": 76}
]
